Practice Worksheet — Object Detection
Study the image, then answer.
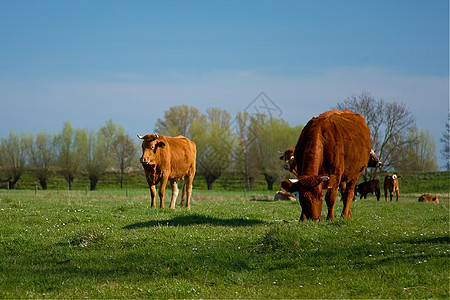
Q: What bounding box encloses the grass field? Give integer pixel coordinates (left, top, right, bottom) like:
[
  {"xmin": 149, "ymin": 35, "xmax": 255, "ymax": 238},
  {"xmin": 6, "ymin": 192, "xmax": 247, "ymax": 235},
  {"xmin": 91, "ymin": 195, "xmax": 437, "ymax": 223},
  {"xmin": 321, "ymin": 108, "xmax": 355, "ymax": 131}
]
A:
[{"xmin": 0, "ymin": 188, "xmax": 448, "ymax": 298}]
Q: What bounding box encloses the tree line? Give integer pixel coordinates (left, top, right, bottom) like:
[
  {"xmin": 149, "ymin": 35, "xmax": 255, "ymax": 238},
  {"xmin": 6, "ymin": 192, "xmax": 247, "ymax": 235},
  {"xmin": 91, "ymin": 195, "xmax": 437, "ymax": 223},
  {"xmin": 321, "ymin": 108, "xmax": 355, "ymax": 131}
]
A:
[
  {"xmin": 0, "ymin": 120, "xmax": 138, "ymax": 190},
  {"xmin": 0, "ymin": 93, "xmax": 444, "ymax": 191}
]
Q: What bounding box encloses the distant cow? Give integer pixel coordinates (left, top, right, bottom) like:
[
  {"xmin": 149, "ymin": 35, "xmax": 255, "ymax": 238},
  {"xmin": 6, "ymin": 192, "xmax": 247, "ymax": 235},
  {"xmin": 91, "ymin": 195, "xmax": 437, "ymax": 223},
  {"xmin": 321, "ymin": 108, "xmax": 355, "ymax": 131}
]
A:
[
  {"xmin": 281, "ymin": 110, "xmax": 372, "ymax": 221},
  {"xmin": 280, "ymin": 147, "xmax": 381, "ymax": 177},
  {"xmin": 418, "ymin": 194, "xmax": 439, "ymax": 203},
  {"xmin": 355, "ymin": 179, "xmax": 381, "ymax": 201},
  {"xmin": 273, "ymin": 190, "xmax": 297, "ymax": 201},
  {"xmin": 138, "ymin": 134, "xmax": 196, "ymax": 209},
  {"xmin": 384, "ymin": 174, "xmax": 401, "ymax": 202}
]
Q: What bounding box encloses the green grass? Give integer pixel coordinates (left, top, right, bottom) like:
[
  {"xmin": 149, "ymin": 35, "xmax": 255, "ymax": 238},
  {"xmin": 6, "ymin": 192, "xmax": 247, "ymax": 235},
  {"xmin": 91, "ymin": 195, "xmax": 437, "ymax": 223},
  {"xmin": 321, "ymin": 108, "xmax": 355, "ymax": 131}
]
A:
[{"xmin": 0, "ymin": 189, "xmax": 448, "ymax": 298}]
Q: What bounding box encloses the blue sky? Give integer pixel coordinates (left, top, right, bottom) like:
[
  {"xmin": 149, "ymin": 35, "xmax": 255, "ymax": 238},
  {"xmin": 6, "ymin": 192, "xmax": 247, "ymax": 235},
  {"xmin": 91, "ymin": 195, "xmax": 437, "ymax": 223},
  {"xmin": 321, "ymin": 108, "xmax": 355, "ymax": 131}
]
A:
[{"xmin": 1, "ymin": 0, "xmax": 449, "ymax": 166}]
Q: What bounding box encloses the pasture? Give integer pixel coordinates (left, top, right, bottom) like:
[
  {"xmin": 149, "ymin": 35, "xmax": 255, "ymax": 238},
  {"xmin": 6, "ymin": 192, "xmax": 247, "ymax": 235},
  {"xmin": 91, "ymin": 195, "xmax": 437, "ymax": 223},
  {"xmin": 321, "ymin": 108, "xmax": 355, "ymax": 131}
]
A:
[{"xmin": 0, "ymin": 188, "xmax": 448, "ymax": 298}]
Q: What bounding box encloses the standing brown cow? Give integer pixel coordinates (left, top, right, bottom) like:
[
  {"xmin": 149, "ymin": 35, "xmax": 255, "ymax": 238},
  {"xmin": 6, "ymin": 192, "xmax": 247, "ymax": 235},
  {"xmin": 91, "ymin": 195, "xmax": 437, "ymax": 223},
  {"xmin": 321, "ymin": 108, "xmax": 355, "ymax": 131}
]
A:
[
  {"xmin": 384, "ymin": 174, "xmax": 401, "ymax": 201},
  {"xmin": 281, "ymin": 110, "xmax": 372, "ymax": 221},
  {"xmin": 138, "ymin": 134, "xmax": 196, "ymax": 209}
]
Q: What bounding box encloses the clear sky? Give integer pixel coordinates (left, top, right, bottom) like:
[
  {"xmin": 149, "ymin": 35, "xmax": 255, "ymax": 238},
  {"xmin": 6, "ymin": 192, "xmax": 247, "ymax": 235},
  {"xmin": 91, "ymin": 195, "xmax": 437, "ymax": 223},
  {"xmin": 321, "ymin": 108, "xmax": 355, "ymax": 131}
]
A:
[{"xmin": 1, "ymin": 0, "xmax": 449, "ymax": 167}]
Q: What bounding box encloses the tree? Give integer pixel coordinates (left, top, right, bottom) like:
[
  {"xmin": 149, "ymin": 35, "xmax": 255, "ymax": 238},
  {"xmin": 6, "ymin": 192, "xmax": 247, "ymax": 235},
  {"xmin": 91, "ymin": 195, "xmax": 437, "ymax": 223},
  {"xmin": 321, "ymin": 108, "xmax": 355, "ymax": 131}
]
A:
[
  {"xmin": 28, "ymin": 131, "xmax": 56, "ymax": 190},
  {"xmin": 113, "ymin": 130, "xmax": 138, "ymax": 189},
  {"xmin": 248, "ymin": 115, "xmax": 301, "ymax": 190},
  {"xmin": 336, "ymin": 93, "xmax": 416, "ymax": 173},
  {"xmin": 233, "ymin": 111, "xmax": 259, "ymax": 190},
  {"xmin": 0, "ymin": 132, "xmax": 32, "ymax": 189},
  {"xmin": 190, "ymin": 108, "xmax": 235, "ymax": 190},
  {"xmin": 396, "ymin": 126, "xmax": 438, "ymax": 172},
  {"xmin": 155, "ymin": 105, "xmax": 201, "ymax": 137},
  {"xmin": 56, "ymin": 122, "xmax": 88, "ymax": 190},
  {"xmin": 84, "ymin": 120, "xmax": 121, "ymax": 190},
  {"xmin": 440, "ymin": 112, "xmax": 450, "ymax": 171}
]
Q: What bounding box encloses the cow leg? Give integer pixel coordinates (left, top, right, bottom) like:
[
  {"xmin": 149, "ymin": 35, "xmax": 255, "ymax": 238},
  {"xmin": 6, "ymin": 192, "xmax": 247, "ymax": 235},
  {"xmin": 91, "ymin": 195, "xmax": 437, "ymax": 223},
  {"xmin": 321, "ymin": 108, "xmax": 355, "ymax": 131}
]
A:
[
  {"xmin": 390, "ymin": 190, "xmax": 393, "ymax": 201},
  {"xmin": 325, "ymin": 188, "xmax": 338, "ymax": 221},
  {"xmin": 384, "ymin": 188, "xmax": 388, "ymax": 202},
  {"xmin": 150, "ymin": 185, "xmax": 157, "ymax": 208},
  {"xmin": 395, "ymin": 189, "xmax": 399, "ymax": 201},
  {"xmin": 180, "ymin": 182, "xmax": 187, "ymax": 207},
  {"xmin": 159, "ymin": 177, "xmax": 168, "ymax": 208},
  {"xmin": 185, "ymin": 176, "xmax": 193, "ymax": 210},
  {"xmin": 341, "ymin": 181, "xmax": 356, "ymax": 220},
  {"xmin": 169, "ymin": 180, "xmax": 179, "ymax": 209}
]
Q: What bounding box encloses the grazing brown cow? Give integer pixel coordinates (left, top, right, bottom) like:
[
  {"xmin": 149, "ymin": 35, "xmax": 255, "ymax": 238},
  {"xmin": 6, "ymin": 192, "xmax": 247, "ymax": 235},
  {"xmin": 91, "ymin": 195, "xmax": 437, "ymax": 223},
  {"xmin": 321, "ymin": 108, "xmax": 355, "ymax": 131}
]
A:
[
  {"xmin": 138, "ymin": 134, "xmax": 196, "ymax": 209},
  {"xmin": 384, "ymin": 174, "xmax": 401, "ymax": 202},
  {"xmin": 281, "ymin": 110, "xmax": 372, "ymax": 221},
  {"xmin": 418, "ymin": 194, "xmax": 439, "ymax": 203},
  {"xmin": 355, "ymin": 179, "xmax": 381, "ymax": 201}
]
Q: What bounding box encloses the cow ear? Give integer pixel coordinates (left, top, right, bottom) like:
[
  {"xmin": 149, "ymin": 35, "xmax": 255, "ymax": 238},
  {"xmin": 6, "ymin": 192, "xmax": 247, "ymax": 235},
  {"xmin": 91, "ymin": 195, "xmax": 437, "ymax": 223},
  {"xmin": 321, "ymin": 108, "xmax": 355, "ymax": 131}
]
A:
[
  {"xmin": 397, "ymin": 175, "xmax": 402, "ymax": 179},
  {"xmin": 279, "ymin": 155, "xmax": 284, "ymax": 160},
  {"xmin": 297, "ymin": 175, "xmax": 328, "ymax": 188},
  {"xmin": 156, "ymin": 141, "xmax": 165, "ymax": 149}
]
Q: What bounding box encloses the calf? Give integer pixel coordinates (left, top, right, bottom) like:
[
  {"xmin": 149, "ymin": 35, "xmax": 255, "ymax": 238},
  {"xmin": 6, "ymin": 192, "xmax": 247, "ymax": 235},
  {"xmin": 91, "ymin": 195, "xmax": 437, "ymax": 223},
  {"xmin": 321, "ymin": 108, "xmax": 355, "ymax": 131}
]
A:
[
  {"xmin": 418, "ymin": 194, "xmax": 439, "ymax": 203},
  {"xmin": 355, "ymin": 179, "xmax": 381, "ymax": 201},
  {"xmin": 384, "ymin": 174, "xmax": 401, "ymax": 201}
]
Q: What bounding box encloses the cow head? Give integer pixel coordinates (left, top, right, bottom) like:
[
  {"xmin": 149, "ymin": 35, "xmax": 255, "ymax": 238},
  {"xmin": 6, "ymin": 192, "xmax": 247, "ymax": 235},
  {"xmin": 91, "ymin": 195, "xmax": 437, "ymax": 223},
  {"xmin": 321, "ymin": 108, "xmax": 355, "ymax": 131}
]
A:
[
  {"xmin": 385, "ymin": 174, "xmax": 401, "ymax": 186},
  {"xmin": 368, "ymin": 149, "xmax": 382, "ymax": 168},
  {"xmin": 279, "ymin": 148, "xmax": 295, "ymax": 171},
  {"xmin": 281, "ymin": 175, "xmax": 330, "ymax": 221},
  {"xmin": 137, "ymin": 133, "xmax": 166, "ymax": 165}
]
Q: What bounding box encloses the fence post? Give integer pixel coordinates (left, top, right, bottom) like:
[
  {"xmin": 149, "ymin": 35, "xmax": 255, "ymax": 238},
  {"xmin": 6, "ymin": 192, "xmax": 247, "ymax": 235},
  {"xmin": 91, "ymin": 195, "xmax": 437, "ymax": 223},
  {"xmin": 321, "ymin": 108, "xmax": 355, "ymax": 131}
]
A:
[
  {"xmin": 7, "ymin": 181, "xmax": 9, "ymax": 194},
  {"xmin": 35, "ymin": 185, "xmax": 38, "ymax": 195},
  {"xmin": 86, "ymin": 186, "xmax": 88, "ymax": 195},
  {"xmin": 126, "ymin": 188, "xmax": 129, "ymax": 197}
]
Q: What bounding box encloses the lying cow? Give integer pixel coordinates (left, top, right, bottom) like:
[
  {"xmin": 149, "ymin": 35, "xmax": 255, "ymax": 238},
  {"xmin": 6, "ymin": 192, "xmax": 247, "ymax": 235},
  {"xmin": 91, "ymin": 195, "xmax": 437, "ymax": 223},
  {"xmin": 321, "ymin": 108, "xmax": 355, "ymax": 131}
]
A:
[
  {"xmin": 281, "ymin": 110, "xmax": 372, "ymax": 221},
  {"xmin": 138, "ymin": 133, "xmax": 196, "ymax": 209},
  {"xmin": 280, "ymin": 148, "xmax": 381, "ymax": 177},
  {"xmin": 273, "ymin": 190, "xmax": 297, "ymax": 201},
  {"xmin": 418, "ymin": 194, "xmax": 439, "ymax": 203},
  {"xmin": 384, "ymin": 174, "xmax": 401, "ymax": 202},
  {"xmin": 355, "ymin": 179, "xmax": 381, "ymax": 201}
]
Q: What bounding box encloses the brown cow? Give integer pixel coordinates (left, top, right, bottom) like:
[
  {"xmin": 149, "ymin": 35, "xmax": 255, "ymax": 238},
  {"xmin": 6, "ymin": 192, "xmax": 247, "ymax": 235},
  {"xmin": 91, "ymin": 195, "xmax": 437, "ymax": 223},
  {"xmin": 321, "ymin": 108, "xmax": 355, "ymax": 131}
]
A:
[
  {"xmin": 355, "ymin": 179, "xmax": 381, "ymax": 201},
  {"xmin": 281, "ymin": 110, "xmax": 372, "ymax": 221},
  {"xmin": 280, "ymin": 148, "xmax": 381, "ymax": 177},
  {"xmin": 418, "ymin": 194, "xmax": 439, "ymax": 203},
  {"xmin": 384, "ymin": 174, "xmax": 401, "ymax": 202},
  {"xmin": 138, "ymin": 134, "xmax": 196, "ymax": 209},
  {"xmin": 279, "ymin": 147, "xmax": 299, "ymax": 176}
]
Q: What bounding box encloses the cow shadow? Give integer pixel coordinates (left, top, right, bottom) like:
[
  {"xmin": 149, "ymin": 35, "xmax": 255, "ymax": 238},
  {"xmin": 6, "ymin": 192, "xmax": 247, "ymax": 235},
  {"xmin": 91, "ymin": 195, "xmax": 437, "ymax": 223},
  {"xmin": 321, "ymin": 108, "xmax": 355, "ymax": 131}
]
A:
[{"xmin": 123, "ymin": 213, "xmax": 265, "ymax": 230}]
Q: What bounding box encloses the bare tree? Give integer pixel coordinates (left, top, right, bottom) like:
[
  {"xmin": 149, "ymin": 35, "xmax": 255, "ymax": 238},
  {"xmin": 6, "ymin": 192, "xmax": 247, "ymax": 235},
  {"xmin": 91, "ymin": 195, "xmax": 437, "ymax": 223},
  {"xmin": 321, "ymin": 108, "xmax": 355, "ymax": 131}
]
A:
[
  {"xmin": 28, "ymin": 131, "xmax": 57, "ymax": 190},
  {"xmin": 336, "ymin": 93, "xmax": 415, "ymax": 173},
  {"xmin": 233, "ymin": 111, "xmax": 258, "ymax": 190},
  {"xmin": 0, "ymin": 132, "xmax": 32, "ymax": 189},
  {"xmin": 114, "ymin": 131, "xmax": 138, "ymax": 189}
]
